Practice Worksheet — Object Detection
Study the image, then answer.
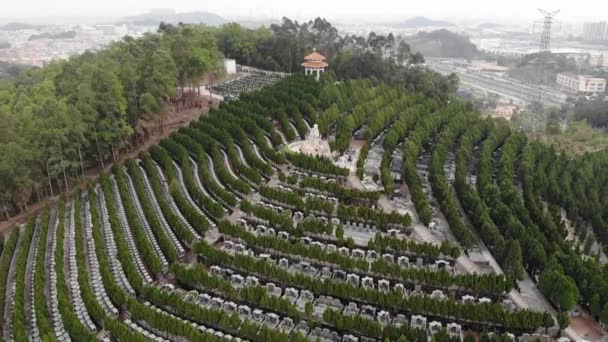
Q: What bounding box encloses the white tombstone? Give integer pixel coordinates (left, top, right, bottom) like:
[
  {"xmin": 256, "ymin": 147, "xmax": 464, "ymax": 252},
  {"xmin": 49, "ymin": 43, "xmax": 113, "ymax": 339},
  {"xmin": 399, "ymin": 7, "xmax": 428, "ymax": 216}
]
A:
[
  {"xmin": 377, "ymin": 310, "xmax": 391, "ymax": 325},
  {"xmin": 462, "ymin": 295, "xmax": 475, "ymax": 303},
  {"xmin": 429, "ymin": 321, "xmax": 442, "ymax": 335},
  {"xmin": 447, "ymin": 323, "xmax": 462, "ymax": 338},
  {"xmin": 382, "ymin": 253, "xmax": 394, "ymax": 263},
  {"xmin": 411, "ymin": 315, "xmax": 427, "ymax": 329},
  {"xmin": 431, "ymin": 289, "xmax": 445, "ymax": 300},
  {"xmin": 378, "ymin": 279, "xmax": 390, "ymax": 292},
  {"xmin": 352, "ymin": 249, "xmax": 365, "ymax": 259},
  {"xmin": 346, "ymin": 274, "xmax": 360, "ymax": 286}
]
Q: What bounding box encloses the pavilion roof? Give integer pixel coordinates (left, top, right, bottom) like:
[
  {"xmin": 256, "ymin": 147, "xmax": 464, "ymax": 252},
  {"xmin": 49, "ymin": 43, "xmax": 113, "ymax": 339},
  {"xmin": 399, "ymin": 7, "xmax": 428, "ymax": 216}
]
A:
[
  {"xmin": 302, "ymin": 60, "xmax": 329, "ymax": 68},
  {"xmin": 303, "ymin": 51, "xmax": 326, "ymax": 61}
]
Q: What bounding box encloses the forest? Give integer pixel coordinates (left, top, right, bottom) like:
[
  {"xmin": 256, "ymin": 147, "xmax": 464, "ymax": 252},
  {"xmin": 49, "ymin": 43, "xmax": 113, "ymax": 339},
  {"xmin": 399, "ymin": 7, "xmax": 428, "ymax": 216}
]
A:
[
  {"xmin": 0, "ymin": 17, "xmax": 457, "ymax": 220},
  {"xmin": 1, "ymin": 55, "xmax": 608, "ymax": 341}
]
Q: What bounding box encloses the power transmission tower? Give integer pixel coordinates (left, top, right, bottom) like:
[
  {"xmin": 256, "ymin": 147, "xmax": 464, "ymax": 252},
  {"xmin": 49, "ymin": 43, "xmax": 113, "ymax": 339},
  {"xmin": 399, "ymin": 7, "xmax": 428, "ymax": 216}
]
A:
[
  {"xmin": 527, "ymin": 9, "xmax": 559, "ymax": 134},
  {"xmin": 536, "ymin": 9, "xmax": 559, "ymax": 102}
]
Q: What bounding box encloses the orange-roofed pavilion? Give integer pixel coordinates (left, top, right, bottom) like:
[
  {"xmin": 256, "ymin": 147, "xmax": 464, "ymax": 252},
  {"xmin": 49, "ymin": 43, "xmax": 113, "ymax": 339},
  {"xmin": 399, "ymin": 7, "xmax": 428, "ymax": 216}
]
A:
[{"xmin": 302, "ymin": 49, "xmax": 328, "ymax": 80}]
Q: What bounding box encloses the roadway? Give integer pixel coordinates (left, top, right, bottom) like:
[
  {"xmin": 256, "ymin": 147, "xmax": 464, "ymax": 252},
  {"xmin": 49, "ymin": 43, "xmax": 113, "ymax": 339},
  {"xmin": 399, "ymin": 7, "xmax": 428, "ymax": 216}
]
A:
[{"xmin": 427, "ymin": 59, "xmax": 567, "ymax": 108}]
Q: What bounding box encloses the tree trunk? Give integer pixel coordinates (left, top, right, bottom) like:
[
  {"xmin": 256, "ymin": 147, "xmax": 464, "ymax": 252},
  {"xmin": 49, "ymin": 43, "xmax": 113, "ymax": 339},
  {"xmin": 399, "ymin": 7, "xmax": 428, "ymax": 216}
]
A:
[
  {"xmin": 111, "ymin": 144, "xmax": 117, "ymax": 162},
  {"xmin": 56, "ymin": 178, "xmax": 63, "ymax": 193},
  {"xmin": 2, "ymin": 204, "xmax": 9, "ymax": 220},
  {"xmin": 46, "ymin": 160, "xmax": 54, "ymax": 198},
  {"xmin": 59, "ymin": 144, "xmax": 69, "ymax": 192},
  {"xmin": 95, "ymin": 135, "xmax": 105, "ymax": 169},
  {"xmin": 77, "ymin": 144, "xmax": 85, "ymax": 179}
]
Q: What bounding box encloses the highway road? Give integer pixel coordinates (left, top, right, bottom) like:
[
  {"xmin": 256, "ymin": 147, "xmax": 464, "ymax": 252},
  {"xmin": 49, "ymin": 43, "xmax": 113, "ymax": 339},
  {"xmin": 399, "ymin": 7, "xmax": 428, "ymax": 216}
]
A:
[{"xmin": 427, "ymin": 59, "xmax": 567, "ymax": 108}]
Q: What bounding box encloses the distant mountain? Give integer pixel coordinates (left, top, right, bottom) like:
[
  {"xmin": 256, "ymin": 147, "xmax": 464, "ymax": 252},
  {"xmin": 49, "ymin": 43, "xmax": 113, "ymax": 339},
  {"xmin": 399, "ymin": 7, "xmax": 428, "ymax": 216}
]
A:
[
  {"xmin": 118, "ymin": 10, "xmax": 227, "ymax": 26},
  {"xmin": 477, "ymin": 23, "xmax": 502, "ymax": 30},
  {"xmin": 29, "ymin": 31, "xmax": 76, "ymax": 41},
  {"xmin": 400, "ymin": 16, "xmax": 454, "ymax": 28},
  {"xmin": 0, "ymin": 22, "xmax": 40, "ymax": 31},
  {"xmin": 406, "ymin": 29, "xmax": 479, "ymax": 59}
]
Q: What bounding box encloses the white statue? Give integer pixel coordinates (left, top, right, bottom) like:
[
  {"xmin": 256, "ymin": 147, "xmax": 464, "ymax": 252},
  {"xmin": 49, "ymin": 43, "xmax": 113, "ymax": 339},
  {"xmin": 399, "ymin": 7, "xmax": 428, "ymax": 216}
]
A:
[
  {"xmin": 289, "ymin": 123, "xmax": 331, "ymax": 158},
  {"xmin": 307, "ymin": 124, "xmax": 321, "ymax": 142}
]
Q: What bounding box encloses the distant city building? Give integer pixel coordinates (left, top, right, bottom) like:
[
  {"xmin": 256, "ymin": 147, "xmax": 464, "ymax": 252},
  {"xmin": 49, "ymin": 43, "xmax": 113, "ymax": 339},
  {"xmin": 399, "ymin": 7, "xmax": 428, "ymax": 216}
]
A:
[
  {"xmin": 468, "ymin": 60, "xmax": 509, "ymax": 76},
  {"xmin": 94, "ymin": 25, "xmax": 117, "ymax": 36},
  {"xmin": 491, "ymin": 104, "xmax": 518, "ymax": 120},
  {"xmin": 589, "ymin": 53, "xmax": 608, "ymax": 68},
  {"xmin": 302, "ymin": 49, "xmax": 328, "ymax": 81},
  {"xmin": 556, "ymin": 72, "xmax": 607, "ymax": 93},
  {"xmin": 582, "ymin": 21, "xmax": 607, "ymax": 42}
]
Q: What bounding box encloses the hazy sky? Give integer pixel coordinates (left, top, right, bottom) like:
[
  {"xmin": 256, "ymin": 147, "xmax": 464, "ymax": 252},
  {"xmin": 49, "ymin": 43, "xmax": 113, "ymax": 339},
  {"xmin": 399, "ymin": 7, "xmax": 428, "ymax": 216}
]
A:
[{"xmin": 3, "ymin": 0, "xmax": 607, "ymax": 23}]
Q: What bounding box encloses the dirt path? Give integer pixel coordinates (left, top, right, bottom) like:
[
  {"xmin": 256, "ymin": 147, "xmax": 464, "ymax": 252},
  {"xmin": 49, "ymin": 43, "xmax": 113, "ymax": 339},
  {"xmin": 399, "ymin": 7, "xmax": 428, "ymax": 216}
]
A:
[{"xmin": 0, "ymin": 96, "xmax": 220, "ymax": 235}]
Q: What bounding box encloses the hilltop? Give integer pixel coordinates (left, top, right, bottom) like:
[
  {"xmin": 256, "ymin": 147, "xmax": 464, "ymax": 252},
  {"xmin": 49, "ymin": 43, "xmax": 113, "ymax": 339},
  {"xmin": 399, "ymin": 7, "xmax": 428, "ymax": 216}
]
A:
[
  {"xmin": 405, "ymin": 29, "xmax": 480, "ymax": 59},
  {"xmin": 117, "ymin": 10, "xmax": 227, "ymax": 26},
  {"xmin": 399, "ymin": 16, "xmax": 454, "ymax": 28}
]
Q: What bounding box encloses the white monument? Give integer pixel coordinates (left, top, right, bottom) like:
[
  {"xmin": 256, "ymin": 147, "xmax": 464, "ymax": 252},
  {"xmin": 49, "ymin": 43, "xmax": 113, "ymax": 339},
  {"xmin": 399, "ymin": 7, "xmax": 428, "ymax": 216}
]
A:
[{"xmin": 287, "ymin": 124, "xmax": 332, "ymax": 158}]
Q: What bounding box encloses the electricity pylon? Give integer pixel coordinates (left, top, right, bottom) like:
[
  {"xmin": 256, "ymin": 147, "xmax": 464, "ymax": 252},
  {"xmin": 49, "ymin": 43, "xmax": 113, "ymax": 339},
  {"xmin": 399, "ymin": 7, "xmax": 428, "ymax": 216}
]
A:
[{"xmin": 528, "ymin": 9, "xmax": 559, "ymax": 134}]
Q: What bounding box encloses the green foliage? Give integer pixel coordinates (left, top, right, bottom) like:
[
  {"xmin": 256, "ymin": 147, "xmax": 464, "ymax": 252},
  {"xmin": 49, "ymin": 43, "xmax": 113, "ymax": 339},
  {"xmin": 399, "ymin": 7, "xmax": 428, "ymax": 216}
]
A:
[
  {"xmin": 54, "ymin": 198, "xmax": 99, "ymax": 340},
  {"xmin": 219, "ymin": 220, "xmax": 510, "ymax": 295},
  {"xmin": 285, "ymin": 152, "xmax": 349, "ymax": 177},
  {"xmin": 501, "ymin": 239, "xmax": 525, "ymax": 281},
  {"xmin": 131, "ymin": 156, "xmax": 195, "ymax": 244},
  {"xmin": 158, "ymin": 139, "xmax": 225, "ymax": 219},
  {"xmin": 557, "ymin": 312, "xmax": 570, "ymax": 330},
  {"xmin": 259, "ymin": 185, "xmax": 335, "ymax": 215},
  {"xmin": 299, "ymin": 176, "xmax": 380, "ymax": 203},
  {"xmin": 600, "ymin": 303, "xmax": 608, "ymax": 326},
  {"xmin": 0, "ymin": 229, "xmax": 19, "ymax": 327},
  {"xmin": 336, "ymin": 203, "xmax": 412, "ymax": 229},
  {"xmin": 0, "ymin": 25, "xmax": 221, "ymax": 216},
  {"xmin": 10, "ymin": 217, "xmax": 36, "ymax": 341},
  {"xmin": 112, "ymin": 165, "xmax": 166, "ymax": 272},
  {"xmin": 195, "ymin": 237, "xmax": 551, "ymax": 330},
  {"xmin": 335, "ymin": 224, "xmax": 345, "ymax": 240},
  {"xmin": 368, "ymin": 233, "xmax": 461, "ymax": 259},
  {"xmin": 538, "ymin": 266, "xmax": 579, "ymax": 311},
  {"xmin": 33, "ymin": 208, "xmax": 54, "ymax": 338}
]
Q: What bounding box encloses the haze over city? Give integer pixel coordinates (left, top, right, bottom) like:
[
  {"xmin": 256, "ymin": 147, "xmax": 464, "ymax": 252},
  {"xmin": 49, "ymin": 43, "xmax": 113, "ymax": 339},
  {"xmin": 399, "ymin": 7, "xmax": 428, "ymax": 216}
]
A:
[
  {"xmin": 1, "ymin": 0, "xmax": 607, "ymax": 23},
  {"xmin": 1, "ymin": 1, "xmax": 608, "ymax": 342}
]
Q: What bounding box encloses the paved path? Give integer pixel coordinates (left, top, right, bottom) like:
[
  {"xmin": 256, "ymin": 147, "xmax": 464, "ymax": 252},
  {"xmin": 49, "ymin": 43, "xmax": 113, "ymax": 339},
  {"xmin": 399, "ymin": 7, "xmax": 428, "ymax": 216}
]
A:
[{"xmin": 220, "ymin": 149, "xmax": 240, "ymax": 179}]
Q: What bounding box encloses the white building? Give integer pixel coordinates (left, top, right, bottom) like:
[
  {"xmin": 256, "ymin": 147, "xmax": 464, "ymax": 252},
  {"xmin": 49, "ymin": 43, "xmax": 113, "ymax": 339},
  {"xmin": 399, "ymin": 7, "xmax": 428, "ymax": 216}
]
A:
[
  {"xmin": 590, "ymin": 53, "xmax": 608, "ymax": 68},
  {"xmin": 556, "ymin": 72, "xmax": 606, "ymax": 94},
  {"xmin": 582, "ymin": 22, "xmax": 608, "ymax": 42},
  {"xmin": 223, "ymin": 59, "xmax": 237, "ymax": 74}
]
